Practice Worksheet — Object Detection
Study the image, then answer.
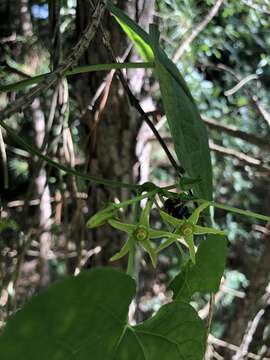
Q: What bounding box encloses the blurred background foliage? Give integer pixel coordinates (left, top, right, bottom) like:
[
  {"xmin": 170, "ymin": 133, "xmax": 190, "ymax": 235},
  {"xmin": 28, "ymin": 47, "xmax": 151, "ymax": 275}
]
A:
[{"xmin": 0, "ymin": 0, "xmax": 270, "ymax": 358}]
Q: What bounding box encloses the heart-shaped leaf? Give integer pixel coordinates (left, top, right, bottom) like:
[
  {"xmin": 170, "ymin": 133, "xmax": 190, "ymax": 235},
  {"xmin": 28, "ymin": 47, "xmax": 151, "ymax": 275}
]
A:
[
  {"xmin": 170, "ymin": 235, "xmax": 227, "ymax": 301},
  {"xmin": 0, "ymin": 268, "xmax": 206, "ymax": 360}
]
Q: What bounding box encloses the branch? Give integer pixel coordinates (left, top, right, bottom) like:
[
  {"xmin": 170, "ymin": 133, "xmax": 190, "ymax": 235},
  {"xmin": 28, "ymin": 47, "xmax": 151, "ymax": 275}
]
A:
[
  {"xmin": 224, "ymin": 74, "xmax": 260, "ymax": 96},
  {"xmin": 233, "ymin": 309, "xmax": 266, "ymax": 360},
  {"xmin": 204, "ymin": 63, "xmax": 270, "ymax": 128},
  {"xmin": 208, "ymin": 334, "xmax": 270, "ymax": 360},
  {"xmin": 172, "ymin": 0, "xmax": 224, "ymax": 62},
  {"xmin": 149, "ymin": 133, "xmax": 270, "ymax": 175},
  {"xmin": 0, "ymin": 0, "xmax": 107, "ymax": 122},
  {"xmin": 209, "ymin": 140, "xmax": 270, "ymax": 175},
  {"xmin": 241, "ymin": 0, "xmax": 270, "ymax": 15},
  {"xmin": 203, "ymin": 116, "xmax": 270, "ymax": 151},
  {"xmin": 0, "ymin": 127, "xmax": 8, "ymax": 188},
  {"xmin": 147, "ymin": 109, "xmax": 270, "ymax": 152}
]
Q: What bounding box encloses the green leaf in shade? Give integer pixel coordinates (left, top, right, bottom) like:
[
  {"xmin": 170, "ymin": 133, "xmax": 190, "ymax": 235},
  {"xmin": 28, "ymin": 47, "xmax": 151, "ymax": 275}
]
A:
[
  {"xmin": 0, "ymin": 268, "xmax": 205, "ymax": 360},
  {"xmin": 170, "ymin": 235, "xmax": 227, "ymax": 301},
  {"xmin": 149, "ymin": 24, "xmax": 213, "ymax": 200},
  {"xmin": 0, "ymin": 218, "xmax": 18, "ymax": 231}
]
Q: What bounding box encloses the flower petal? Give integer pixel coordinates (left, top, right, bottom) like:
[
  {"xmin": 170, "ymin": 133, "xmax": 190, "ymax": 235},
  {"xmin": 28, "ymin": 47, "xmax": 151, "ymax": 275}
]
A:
[
  {"xmin": 184, "ymin": 234, "xmax": 196, "ymax": 263},
  {"xmin": 141, "ymin": 240, "xmax": 157, "ymax": 268},
  {"xmin": 193, "ymin": 225, "xmax": 225, "ymax": 235},
  {"xmin": 110, "ymin": 239, "xmax": 131, "ymax": 261},
  {"xmin": 188, "ymin": 201, "xmax": 211, "ymax": 224},
  {"xmin": 156, "ymin": 237, "xmax": 178, "ymax": 253},
  {"xmin": 140, "ymin": 198, "xmax": 154, "ymax": 227},
  {"xmin": 159, "ymin": 210, "xmax": 185, "ymax": 227},
  {"xmin": 149, "ymin": 228, "xmax": 180, "ymax": 239},
  {"xmin": 108, "ymin": 219, "xmax": 136, "ymax": 233}
]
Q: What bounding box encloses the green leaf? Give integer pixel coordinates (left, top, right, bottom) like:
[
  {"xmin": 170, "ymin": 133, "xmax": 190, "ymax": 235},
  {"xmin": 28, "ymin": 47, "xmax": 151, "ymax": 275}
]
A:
[
  {"xmin": 170, "ymin": 235, "xmax": 227, "ymax": 301},
  {"xmin": 0, "ymin": 218, "xmax": 18, "ymax": 231},
  {"xmin": 118, "ymin": 302, "xmax": 206, "ymax": 360},
  {"xmin": 149, "ymin": 24, "xmax": 213, "ymax": 200},
  {"xmin": 106, "ymin": 4, "xmax": 213, "ymax": 200},
  {"xmin": 178, "ymin": 176, "xmax": 201, "ymax": 191},
  {"xmin": 106, "ymin": 1, "xmax": 153, "ymax": 61},
  {"xmin": 0, "ymin": 268, "xmax": 206, "ymax": 360}
]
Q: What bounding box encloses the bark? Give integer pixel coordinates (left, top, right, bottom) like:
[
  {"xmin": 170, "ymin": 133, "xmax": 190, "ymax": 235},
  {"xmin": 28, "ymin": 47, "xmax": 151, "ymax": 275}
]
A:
[
  {"xmin": 74, "ymin": 0, "xmax": 154, "ymax": 267},
  {"xmin": 20, "ymin": 0, "xmax": 52, "ymax": 287},
  {"xmin": 224, "ymin": 185, "xmax": 270, "ymax": 358}
]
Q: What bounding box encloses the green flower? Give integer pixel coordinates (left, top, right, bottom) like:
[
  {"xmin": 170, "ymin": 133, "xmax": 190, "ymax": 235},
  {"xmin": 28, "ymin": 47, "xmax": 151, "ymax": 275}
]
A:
[
  {"xmin": 159, "ymin": 202, "xmax": 225, "ymax": 263},
  {"xmin": 109, "ymin": 199, "xmax": 179, "ymax": 267}
]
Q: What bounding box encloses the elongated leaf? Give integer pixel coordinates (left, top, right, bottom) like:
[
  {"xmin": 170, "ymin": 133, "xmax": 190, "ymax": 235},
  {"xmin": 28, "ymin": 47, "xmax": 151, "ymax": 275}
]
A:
[
  {"xmin": 107, "ymin": 4, "xmax": 213, "ymax": 200},
  {"xmin": 170, "ymin": 235, "xmax": 227, "ymax": 301},
  {"xmin": 149, "ymin": 25, "xmax": 213, "ymax": 200},
  {"xmin": 0, "ymin": 268, "xmax": 206, "ymax": 360},
  {"xmin": 106, "ymin": 1, "xmax": 153, "ymax": 61}
]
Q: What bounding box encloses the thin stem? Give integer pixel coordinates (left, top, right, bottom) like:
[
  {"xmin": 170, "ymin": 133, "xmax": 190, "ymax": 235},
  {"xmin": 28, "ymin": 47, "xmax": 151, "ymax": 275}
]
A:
[
  {"xmin": 0, "ymin": 118, "xmax": 140, "ymax": 190},
  {"xmin": 204, "ymin": 293, "xmax": 215, "ymax": 359},
  {"xmin": 127, "ymin": 201, "xmax": 141, "ymax": 277},
  {"xmin": 0, "ymin": 62, "xmax": 154, "ymax": 92},
  {"xmin": 197, "ymin": 199, "xmax": 270, "ymax": 222},
  {"xmin": 93, "ymin": 12, "xmax": 183, "ymax": 175}
]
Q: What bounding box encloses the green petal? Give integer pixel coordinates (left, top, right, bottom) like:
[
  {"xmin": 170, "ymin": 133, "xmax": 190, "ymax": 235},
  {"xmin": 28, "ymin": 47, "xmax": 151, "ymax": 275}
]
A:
[
  {"xmin": 141, "ymin": 240, "xmax": 157, "ymax": 268},
  {"xmin": 140, "ymin": 198, "xmax": 154, "ymax": 227},
  {"xmin": 184, "ymin": 235, "xmax": 196, "ymax": 264},
  {"xmin": 159, "ymin": 210, "xmax": 185, "ymax": 227},
  {"xmin": 149, "ymin": 228, "xmax": 180, "ymax": 239},
  {"xmin": 156, "ymin": 237, "xmax": 177, "ymax": 253},
  {"xmin": 110, "ymin": 239, "xmax": 131, "ymax": 261},
  {"xmin": 188, "ymin": 202, "xmax": 211, "ymax": 225},
  {"xmin": 193, "ymin": 225, "xmax": 225, "ymax": 235},
  {"xmin": 108, "ymin": 219, "xmax": 136, "ymax": 233}
]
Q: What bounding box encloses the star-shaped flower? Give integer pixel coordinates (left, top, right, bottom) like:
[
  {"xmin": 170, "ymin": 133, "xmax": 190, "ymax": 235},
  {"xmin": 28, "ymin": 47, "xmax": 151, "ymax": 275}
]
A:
[
  {"xmin": 159, "ymin": 201, "xmax": 225, "ymax": 263},
  {"xmin": 109, "ymin": 199, "xmax": 179, "ymax": 267}
]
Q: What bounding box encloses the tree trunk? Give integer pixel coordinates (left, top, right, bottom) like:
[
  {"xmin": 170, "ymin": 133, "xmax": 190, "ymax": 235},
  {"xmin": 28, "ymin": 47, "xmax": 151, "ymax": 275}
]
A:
[
  {"xmin": 74, "ymin": 0, "xmax": 154, "ymax": 267},
  {"xmin": 20, "ymin": 0, "xmax": 52, "ymax": 287}
]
